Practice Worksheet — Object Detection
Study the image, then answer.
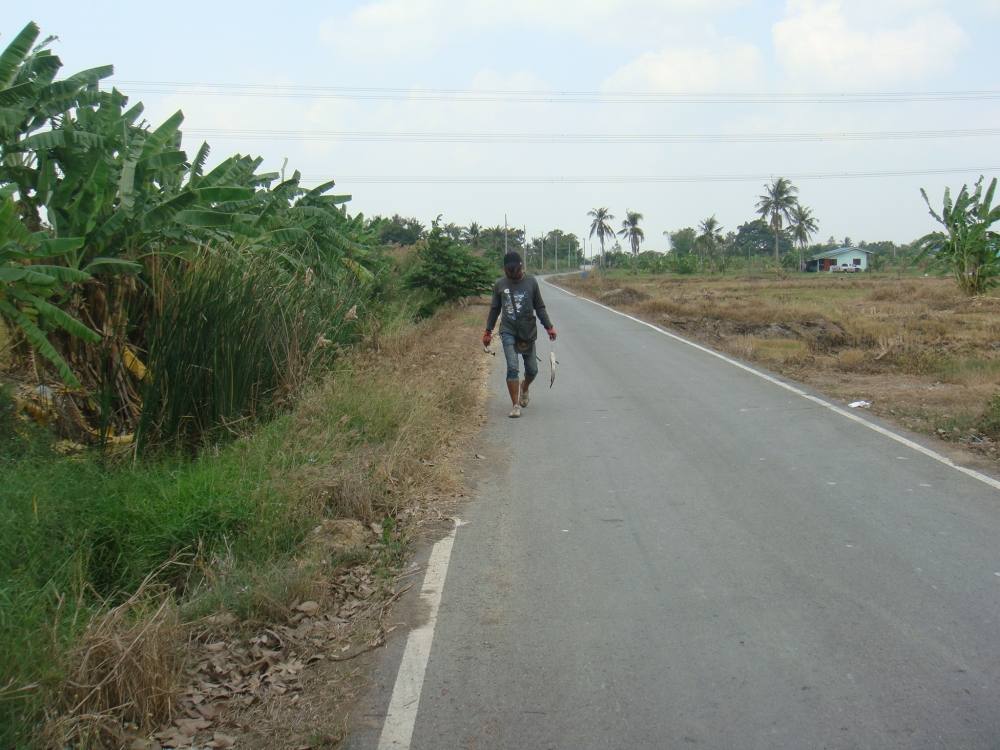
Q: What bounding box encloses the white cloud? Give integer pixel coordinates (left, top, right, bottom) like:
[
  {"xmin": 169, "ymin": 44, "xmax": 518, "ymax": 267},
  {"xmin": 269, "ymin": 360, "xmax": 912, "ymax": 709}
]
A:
[
  {"xmin": 321, "ymin": 0, "xmax": 749, "ymax": 60},
  {"xmin": 603, "ymin": 42, "xmax": 764, "ymax": 92},
  {"xmin": 773, "ymin": 0, "xmax": 966, "ymax": 87}
]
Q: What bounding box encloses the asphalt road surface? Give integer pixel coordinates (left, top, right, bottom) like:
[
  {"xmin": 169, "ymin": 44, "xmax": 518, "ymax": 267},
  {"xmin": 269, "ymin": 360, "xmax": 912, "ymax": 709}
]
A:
[{"xmin": 348, "ymin": 280, "xmax": 1000, "ymax": 750}]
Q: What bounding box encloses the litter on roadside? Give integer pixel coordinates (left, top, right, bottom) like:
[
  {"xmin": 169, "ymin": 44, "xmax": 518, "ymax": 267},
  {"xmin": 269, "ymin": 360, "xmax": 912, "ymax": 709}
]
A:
[{"xmin": 848, "ymin": 400, "xmax": 871, "ymax": 409}]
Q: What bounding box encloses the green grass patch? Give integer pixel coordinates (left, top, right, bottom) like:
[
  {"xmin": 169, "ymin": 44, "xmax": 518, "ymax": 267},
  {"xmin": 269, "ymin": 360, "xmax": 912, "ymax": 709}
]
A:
[{"xmin": 0, "ymin": 413, "xmax": 308, "ymax": 744}]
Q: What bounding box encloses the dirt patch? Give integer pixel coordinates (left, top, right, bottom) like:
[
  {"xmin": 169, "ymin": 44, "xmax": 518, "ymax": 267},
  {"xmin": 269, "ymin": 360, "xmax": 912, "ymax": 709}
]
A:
[{"xmin": 563, "ymin": 273, "xmax": 1000, "ymax": 466}]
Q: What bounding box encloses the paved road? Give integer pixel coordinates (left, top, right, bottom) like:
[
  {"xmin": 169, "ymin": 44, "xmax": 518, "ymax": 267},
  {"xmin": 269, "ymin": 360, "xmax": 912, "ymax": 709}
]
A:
[{"xmin": 350, "ymin": 281, "xmax": 1000, "ymax": 750}]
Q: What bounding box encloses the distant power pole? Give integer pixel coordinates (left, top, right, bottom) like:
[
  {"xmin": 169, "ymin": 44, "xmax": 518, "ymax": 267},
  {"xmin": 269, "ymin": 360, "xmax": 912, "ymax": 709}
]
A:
[{"xmin": 555, "ymin": 234, "xmax": 559, "ymax": 272}]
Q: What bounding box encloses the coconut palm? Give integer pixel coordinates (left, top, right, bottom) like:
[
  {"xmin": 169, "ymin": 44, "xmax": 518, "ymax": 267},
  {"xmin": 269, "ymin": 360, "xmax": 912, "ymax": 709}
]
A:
[
  {"xmin": 697, "ymin": 215, "xmax": 724, "ymax": 264},
  {"xmin": 618, "ymin": 211, "xmax": 645, "ymax": 256},
  {"xmin": 463, "ymin": 221, "xmax": 482, "ymax": 249},
  {"xmin": 588, "ymin": 207, "xmax": 615, "ymax": 268},
  {"xmin": 790, "ymin": 204, "xmax": 819, "ymax": 271},
  {"xmin": 755, "ymin": 177, "xmax": 799, "ymax": 263}
]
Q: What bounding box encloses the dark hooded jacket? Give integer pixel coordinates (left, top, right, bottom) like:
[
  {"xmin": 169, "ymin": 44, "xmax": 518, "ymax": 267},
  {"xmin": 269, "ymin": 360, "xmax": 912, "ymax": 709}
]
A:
[{"xmin": 486, "ymin": 274, "xmax": 553, "ymax": 338}]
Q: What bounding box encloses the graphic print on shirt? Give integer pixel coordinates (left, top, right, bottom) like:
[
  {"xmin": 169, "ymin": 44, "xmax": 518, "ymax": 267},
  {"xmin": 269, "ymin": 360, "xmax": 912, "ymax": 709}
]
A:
[{"xmin": 502, "ymin": 288, "xmax": 528, "ymax": 321}]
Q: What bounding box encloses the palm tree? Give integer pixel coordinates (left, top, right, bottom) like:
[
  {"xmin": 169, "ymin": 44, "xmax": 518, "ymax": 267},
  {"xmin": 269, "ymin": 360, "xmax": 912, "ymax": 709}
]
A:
[
  {"xmin": 463, "ymin": 221, "xmax": 482, "ymax": 249},
  {"xmin": 618, "ymin": 210, "xmax": 645, "ymax": 273},
  {"xmin": 697, "ymin": 215, "xmax": 724, "ymax": 264},
  {"xmin": 588, "ymin": 207, "xmax": 615, "ymax": 268},
  {"xmin": 619, "ymin": 211, "xmax": 645, "ymax": 255},
  {"xmin": 755, "ymin": 177, "xmax": 799, "ymax": 263},
  {"xmin": 789, "ymin": 204, "xmax": 819, "ymax": 271}
]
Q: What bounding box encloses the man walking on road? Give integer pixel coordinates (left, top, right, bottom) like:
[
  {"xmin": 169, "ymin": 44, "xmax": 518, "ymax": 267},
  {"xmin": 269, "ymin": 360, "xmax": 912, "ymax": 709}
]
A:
[{"xmin": 483, "ymin": 251, "xmax": 557, "ymax": 418}]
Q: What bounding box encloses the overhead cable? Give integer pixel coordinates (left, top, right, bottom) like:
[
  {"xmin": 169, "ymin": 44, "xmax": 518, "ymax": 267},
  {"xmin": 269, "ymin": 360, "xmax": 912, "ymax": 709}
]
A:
[
  {"xmin": 183, "ymin": 126, "xmax": 1000, "ymax": 145},
  {"xmin": 112, "ymin": 80, "xmax": 1000, "ymax": 105}
]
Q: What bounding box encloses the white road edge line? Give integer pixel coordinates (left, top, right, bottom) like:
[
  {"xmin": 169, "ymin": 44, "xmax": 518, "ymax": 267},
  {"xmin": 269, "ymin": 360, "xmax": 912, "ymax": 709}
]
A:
[
  {"xmin": 377, "ymin": 520, "xmax": 462, "ymax": 749},
  {"xmin": 545, "ymin": 279, "xmax": 1000, "ymax": 493}
]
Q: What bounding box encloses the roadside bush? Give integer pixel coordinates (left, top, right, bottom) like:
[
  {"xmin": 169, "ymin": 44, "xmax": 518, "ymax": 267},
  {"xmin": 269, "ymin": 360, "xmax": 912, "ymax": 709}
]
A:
[{"xmin": 405, "ymin": 227, "xmax": 493, "ymax": 311}]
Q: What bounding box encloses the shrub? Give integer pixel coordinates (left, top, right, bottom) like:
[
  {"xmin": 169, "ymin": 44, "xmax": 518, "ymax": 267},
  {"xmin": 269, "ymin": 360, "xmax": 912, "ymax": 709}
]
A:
[
  {"xmin": 405, "ymin": 227, "xmax": 493, "ymax": 309},
  {"xmin": 669, "ymin": 254, "xmax": 699, "ymax": 275}
]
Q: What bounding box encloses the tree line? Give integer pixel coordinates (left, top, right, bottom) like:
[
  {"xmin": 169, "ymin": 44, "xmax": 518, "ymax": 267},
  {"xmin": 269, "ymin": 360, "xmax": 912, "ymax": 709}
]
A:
[
  {"xmin": 585, "ymin": 178, "xmax": 821, "ymax": 272},
  {"xmin": 368, "ymin": 214, "xmax": 585, "ymax": 270}
]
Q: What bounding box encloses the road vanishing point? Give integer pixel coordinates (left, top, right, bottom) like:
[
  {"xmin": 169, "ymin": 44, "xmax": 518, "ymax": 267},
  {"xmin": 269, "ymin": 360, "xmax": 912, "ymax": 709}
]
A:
[{"xmin": 348, "ymin": 280, "xmax": 1000, "ymax": 750}]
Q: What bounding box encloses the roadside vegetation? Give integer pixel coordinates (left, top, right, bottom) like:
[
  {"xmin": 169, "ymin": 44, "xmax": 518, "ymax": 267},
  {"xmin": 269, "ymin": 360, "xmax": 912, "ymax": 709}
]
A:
[{"xmin": 0, "ymin": 21, "xmax": 493, "ymax": 747}]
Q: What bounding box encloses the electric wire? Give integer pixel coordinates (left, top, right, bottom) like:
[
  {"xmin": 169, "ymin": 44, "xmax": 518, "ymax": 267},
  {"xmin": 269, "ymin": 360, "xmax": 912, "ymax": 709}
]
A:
[
  {"xmin": 293, "ymin": 166, "xmax": 1000, "ymax": 185},
  {"xmin": 182, "ymin": 126, "xmax": 1000, "ymax": 145},
  {"xmin": 112, "ymin": 79, "xmax": 1000, "ymax": 104}
]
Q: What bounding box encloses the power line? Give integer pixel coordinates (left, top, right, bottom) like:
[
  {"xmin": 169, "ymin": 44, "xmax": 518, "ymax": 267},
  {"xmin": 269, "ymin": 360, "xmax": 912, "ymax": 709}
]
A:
[
  {"xmin": 112, "ymin": 79, "xmax": 1000, "ymax": 105},
  {"xmin": 183, "ymin": 126, "xmax": 1000, "ymax": 145},
  {"xmin": 295, "ymin": 166, "xmax": 999, "ymax": 185}
]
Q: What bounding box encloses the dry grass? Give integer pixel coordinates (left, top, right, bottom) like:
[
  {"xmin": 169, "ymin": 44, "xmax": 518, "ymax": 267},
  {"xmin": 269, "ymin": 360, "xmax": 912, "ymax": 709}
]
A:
[
  {"xmin": 42, "ymin": 581, "xmax": 183, "ymax": 748},
  {"xmin": 286, "ymin": 305, "xmax": 487, "ymax": 525},
  {"xmin": 563, "ymin": 273, "xmax": 1000, "ymax": 461}
]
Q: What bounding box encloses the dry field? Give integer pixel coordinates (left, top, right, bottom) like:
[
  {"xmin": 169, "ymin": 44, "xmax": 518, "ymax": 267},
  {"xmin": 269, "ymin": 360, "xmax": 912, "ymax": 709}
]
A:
[{"xmin": 562, "ymin": 273, "xmax": 1000, "ymax": 465}]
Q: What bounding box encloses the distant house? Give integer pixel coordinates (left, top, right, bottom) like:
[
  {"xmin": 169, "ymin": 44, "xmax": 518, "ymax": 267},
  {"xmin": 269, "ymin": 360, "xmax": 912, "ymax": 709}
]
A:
[{"xmin": 805, "ymin": 247, "xmax": 873, "ymax": 272}]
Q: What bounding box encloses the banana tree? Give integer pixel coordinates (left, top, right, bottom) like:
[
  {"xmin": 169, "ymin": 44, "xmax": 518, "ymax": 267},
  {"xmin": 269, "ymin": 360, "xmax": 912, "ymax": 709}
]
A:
[
  {"xmin": 0, "ymin": 191, "xmax": 97, "ymax": 387},
  {"xmin": 919, "ymin": 177, "xmax": 1000, "ymax": 295}
]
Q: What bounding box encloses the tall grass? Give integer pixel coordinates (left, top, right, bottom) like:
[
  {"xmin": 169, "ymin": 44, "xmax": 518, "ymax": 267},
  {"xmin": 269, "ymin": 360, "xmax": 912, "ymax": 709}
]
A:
[{"xmin": 138, "ymin": 245, "xmax": 364, "ymax": 447}]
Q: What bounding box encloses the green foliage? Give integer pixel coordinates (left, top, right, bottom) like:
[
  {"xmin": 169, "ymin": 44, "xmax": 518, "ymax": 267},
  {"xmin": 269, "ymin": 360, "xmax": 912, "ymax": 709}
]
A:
[
  {"xmin": 478, "ymin": 226, "xmax": 522, "ymax": 268},
  {"xmin": 670, "ymin": 253, "xmax": 700, "ymax": 274},
  {"xmin": 634, "ymin": 251, "xmax": 671, "ymax": 274},
  {"xmin": 0, "ymin": 193, "xmax": 99, "ymax": 387},
  {"xmin": 369, "ymin": 214, "xmax": 426, "ymax": 245},
  {"xmin": 668, "ymin": 227, "xmax": 698, "ymax": 256},
  {"xmin": 0, "ymin": 415, "xmax": 305, "ymax": 745},
  {"xmin": 733, "ymin": 219, "xmax": 792, "ymax": 259},
  {"xmin": 919, "ymin": 176, "xmax": 1000, "ymax": 295},
  {"xmin": 0, "ymin": 383, "xmax": 22, "ymax": 456},
  {"xmin": 137, "ymin": 247, "xmax": 364, "ymax": 447},
  {"xmin": 0, "ymin": 21, "xmax": 384, "ymax": 442},
  {"xmin": 405, "ymin": 227, "xmax": 493, "ymax": 309}
]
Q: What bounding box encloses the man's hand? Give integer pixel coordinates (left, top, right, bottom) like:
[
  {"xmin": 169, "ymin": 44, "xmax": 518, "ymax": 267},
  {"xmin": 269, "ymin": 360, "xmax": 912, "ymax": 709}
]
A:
[
  {"xmin": 482, "ymin": 330, "xmax": 493, "ymax": 347},
  {"xmin": 547, "ymin": 327, "xmax": 557, "ymax": 341}
]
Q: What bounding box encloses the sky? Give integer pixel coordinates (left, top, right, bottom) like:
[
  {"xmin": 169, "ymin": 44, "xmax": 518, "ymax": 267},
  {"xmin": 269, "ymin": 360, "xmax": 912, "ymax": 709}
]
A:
[{"xmin": 13, "ymin": 1, "xmax": 1000, "ymax": 249}]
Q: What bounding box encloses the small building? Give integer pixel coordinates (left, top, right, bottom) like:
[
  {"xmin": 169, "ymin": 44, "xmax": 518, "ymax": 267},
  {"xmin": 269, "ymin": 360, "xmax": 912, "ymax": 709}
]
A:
[{"xmin": 805, "ymin": 247, "xmax": 873, "ymax": 272}]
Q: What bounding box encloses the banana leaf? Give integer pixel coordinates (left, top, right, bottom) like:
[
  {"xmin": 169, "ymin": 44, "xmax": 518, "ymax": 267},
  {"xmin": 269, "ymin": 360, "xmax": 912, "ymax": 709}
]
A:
[
  {"xmin": 0, "ymin": 298, "xmax": 82, "ymax": 388},
  {"xmin": 0, "ymin": 22, "xmax": 39, "ymax": 89}
]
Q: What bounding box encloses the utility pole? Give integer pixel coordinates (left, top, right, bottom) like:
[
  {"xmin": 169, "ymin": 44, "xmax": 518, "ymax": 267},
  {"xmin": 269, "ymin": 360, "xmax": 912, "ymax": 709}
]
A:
[
  {"xmin": 541, "ymin": 234, "xmax": 545, "ymax": 271},
  {"xmin": 555, "ymin": 233, "xmax": 559, "ymax": 272}
]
